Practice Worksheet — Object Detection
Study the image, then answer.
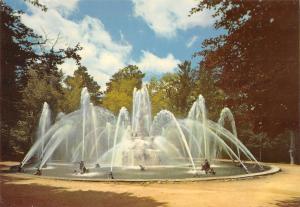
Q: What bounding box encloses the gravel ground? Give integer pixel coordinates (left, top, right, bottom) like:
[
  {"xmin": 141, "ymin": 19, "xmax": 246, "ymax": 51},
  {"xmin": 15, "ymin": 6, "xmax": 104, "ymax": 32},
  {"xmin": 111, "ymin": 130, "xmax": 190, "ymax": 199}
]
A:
[{"xmin": 1, "ymin": 161, "xmax": 299, "ymax": 207}]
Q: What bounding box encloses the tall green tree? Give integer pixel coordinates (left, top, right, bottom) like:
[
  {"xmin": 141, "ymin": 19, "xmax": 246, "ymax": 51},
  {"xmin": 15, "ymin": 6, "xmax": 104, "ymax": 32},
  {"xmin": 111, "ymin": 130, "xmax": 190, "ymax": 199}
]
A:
[
  {"xmin": 148, "ymin": 74, "xmax": 175, "ymax": 116},
  {"xmin": 60, "ymin": 66, "xmax": 102, "ymax": 113},
  {"xmin": 175, "ymin": 61, "xmax": 196, "ymax": 116},
  {"xmin": 102, "ymin": 65, "xmax": 144, "ymax": 114},
  {"xmin": 10, "ymin": 64, "xmax": 64, "ymax": 151},
  {"xmin": 105, "ymin": 65, "xmax": 144, "ymax": 93},
  {"xmin": 191, "ymin": 68, "xmax": 225, "ymax": 121},
  {"xmin": 1, "ymin": 2, "xmax": 41, "ymax": 156},
  {"xmin": 0, "ymin": 2, "xmax": 83, "ymax": 157},
  {"xmin": 148, "ymin": 61, "xmax": 196, "ymax": 117}
]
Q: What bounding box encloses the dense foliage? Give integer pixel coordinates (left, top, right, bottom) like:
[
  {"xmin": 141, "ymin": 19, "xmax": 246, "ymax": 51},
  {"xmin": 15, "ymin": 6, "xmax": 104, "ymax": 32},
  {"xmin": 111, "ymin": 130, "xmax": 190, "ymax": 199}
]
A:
[
  {"xmin": 191, "ymin": 0, "xmax": 299, "ymax": 162},
  {"xmin": 1, "ymin": 2, "xmax": 89, "ymax": 157},
  {"xmin": 1, "ymin": 2, "xmax": 40, "ymax": 157},
  {"xmin": 60, "ymin": 66, "xmax": 102, "ymax": 113},
  {"xmin": 102, "ymin": 65, "xmax": 145, "ymax": 114}
]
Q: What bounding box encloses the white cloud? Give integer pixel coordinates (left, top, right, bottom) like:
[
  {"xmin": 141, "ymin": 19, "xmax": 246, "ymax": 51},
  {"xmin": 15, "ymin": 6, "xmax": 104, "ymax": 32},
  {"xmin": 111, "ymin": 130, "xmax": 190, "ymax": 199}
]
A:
[
  {"xmin": 39, "ymin": 0, "xmax": 79, "ymax": 10},
  {"xmin": 59, "ymin": 59, "xmax": 77, "ymax": 76},
  {"xmin": 132, "ymin": 0, "xmax": 214, "ymax": 38},
  {"xmin": 34, "ymin": 0, "xmax": 79, "ymax": 16},
  {"xmin": 21, "ymin": 0, "xmax": 182, "ymax": 90},
  {"xmin": 186, "ymin": 35, "xmax": 198, "ymax": 48},
  {"xmin": 134, "ymin": 50, "xmax": 180, "ymax": 73},
  {"xmin": 21, "ymin": 1, "xmax": 132, "ymax": 89}
]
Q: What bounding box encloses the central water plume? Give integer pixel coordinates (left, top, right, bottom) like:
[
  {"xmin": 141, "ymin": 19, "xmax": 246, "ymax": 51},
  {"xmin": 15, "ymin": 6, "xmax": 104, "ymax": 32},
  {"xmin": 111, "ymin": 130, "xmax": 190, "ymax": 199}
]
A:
[{"xmin": 132, "ymin": 87, "xmax": 152, "ymax": 137}]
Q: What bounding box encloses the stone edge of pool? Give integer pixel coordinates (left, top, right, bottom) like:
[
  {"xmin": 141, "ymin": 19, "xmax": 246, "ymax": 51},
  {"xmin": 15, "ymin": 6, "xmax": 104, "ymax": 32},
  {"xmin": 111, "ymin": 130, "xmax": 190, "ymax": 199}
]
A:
[{"xmin": 11, "ymin": 164, "xmax": 280, "ymax": 183}]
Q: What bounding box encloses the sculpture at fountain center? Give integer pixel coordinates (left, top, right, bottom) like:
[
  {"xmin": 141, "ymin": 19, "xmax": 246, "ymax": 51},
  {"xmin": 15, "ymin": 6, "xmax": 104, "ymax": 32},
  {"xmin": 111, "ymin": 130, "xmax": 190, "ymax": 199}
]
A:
[{"xmin": 121, "ymin": 131, "xmax": 160, "ymax": 166}]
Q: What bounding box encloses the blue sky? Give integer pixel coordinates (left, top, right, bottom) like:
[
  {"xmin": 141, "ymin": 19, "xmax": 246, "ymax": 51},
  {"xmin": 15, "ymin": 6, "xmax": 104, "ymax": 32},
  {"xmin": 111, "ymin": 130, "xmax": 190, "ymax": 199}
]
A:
[{"xmin": 6, "ymin": 0, "xmax": 222, "ymax": 89}]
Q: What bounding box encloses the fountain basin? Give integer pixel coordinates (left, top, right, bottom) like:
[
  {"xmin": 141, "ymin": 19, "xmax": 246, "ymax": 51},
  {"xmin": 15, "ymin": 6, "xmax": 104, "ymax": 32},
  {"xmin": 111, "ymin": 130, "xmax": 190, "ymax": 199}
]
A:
[{"xmin": 18, "ymin": 161, "xmax": 279, "ymax": 182}]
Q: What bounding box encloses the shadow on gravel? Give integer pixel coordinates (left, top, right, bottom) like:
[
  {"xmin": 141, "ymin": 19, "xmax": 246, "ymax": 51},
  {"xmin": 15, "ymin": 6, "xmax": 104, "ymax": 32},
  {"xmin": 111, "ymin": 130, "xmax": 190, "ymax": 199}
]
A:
[
  {"xmin": 274, "ymin": 198, "xmax": 300, "ymax": 207},
  {"xmin": 0, "ymin": 175, "xmax": 167, "ymax": 207}
]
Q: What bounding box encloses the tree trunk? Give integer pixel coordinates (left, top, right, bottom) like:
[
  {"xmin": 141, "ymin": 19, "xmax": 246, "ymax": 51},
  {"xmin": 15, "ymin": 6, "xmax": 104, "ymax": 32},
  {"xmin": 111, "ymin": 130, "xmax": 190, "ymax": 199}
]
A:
[
  {"xmin": 259, "ymin": 136, "xmax": 262, "ymax": 162},
  {"xmin": 289, "ymin": 131, "xmax": 295, "ymax": 165},
  {"xmin": 296, "ymin": 131, "xmax": 300, "ymax": 164}
]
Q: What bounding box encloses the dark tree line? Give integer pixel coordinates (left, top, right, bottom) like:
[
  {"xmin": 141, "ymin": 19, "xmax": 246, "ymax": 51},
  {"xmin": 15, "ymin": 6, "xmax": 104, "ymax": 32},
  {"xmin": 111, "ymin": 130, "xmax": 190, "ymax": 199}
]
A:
[
  {"xmin": 0, "ymin": 2, "xmax": 91, "ymax": 159},
  {"xmin": 191, "ymin": 0, "xmax": 299, "ymax": 162},
  {"xmin": 1, "ymin": 2, "xmax": 42, "ymax": 157}
]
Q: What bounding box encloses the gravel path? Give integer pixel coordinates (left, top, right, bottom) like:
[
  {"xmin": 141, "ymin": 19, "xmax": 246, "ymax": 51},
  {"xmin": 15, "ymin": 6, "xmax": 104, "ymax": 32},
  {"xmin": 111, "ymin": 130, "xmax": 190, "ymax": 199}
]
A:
[{"xmin": 1, "ymin": 162, "xmax": 299, "ymax": 207}]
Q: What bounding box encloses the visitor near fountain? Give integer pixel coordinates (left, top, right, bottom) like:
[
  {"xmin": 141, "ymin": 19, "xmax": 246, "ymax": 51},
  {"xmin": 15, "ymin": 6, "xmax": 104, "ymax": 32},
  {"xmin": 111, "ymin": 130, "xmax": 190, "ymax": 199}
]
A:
[
  {"xmin": 34, "ymin": 169, "xmax": 42, "ymax": 176},
  {"xmin": 201, "ymin": 159, "xmax": 216, "ymax": 175},
  {"xmin": 139, "ymin": 164, "xmax": 145, "ymax": 171},
  {"xmin": 108, "ymin": 171, "xmax": 114, "ymax": 179},
  {"xmin": 79, "ymin": 161, "xmax": 84, "ymax": 171},
  {"xmin": 17, "ymin": 162, "xmax": 23, "ymax": 172},
  {"xmin": 79, "ymin": 161, "xmax": 88, "ymax": 174}
]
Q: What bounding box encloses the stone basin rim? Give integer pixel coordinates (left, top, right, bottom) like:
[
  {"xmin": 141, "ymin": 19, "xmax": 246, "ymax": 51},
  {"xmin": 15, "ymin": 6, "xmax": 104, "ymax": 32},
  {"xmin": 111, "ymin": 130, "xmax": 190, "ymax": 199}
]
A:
[{"xmin": 13, "ymin": 164, "xmax": 280, "ymax": 183}]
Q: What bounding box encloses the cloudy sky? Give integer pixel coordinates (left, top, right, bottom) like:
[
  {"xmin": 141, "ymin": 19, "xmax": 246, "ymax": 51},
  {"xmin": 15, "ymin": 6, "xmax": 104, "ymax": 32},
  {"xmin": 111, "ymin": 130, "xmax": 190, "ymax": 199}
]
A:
[{"xmin": 7, "ymin": 0, "xmax": 221, "ymax": 89}]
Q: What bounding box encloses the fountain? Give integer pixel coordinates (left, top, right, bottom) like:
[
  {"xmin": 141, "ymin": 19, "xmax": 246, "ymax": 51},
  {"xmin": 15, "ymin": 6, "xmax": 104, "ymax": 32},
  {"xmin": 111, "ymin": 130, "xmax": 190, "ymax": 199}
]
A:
[
  {"xmin": 19, "ymin": 85, "xmax": 268, "ymax": 180},
  {"xmin": 37, "ymin": 102, "xmax": 51, "ymax": 160}
]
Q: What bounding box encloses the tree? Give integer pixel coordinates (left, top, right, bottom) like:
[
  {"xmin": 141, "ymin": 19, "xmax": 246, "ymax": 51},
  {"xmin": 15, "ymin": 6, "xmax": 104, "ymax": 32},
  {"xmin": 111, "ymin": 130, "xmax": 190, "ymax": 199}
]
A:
[
  {"xmin": 148, "ymin": 75, "xmax": 174, "ymax": 116},
  {"xmin": 1, "ymin": 2, "xmax": 41, "ymax": 157},
  {"xmin": 191, "ymin": 68, "xmax": 225, "ymax": 121},
  {"xmin": 10, "ymin": 64, "xmax": 64, "ymax": 152},
  {"xmin": 60, "ymin": 66, "xmax": 102, "ymax": 113},
  {"xmin": 191, "ymin": 0, "xmax": 299, "ymax": 137},
  {"xmin": 105, "ymin": 65, "xmax": 144, "ymax": 93},
  {"xmin": 191, "ymin": 0, "xmax": 299, "ymax": 163},
  {"xmin": 24, "ymin": 0, "xmax": 47, "ymax": 12},
  {"xmin": 102, "ymin": 65, "xmax": 145, "ymax": 114},
  {"xmin": 1, "ymin": 2, "xmax": 83, "ymax": 157},
  {"xmin": 148, "ymin": 61, "xmax": 196, "ymax": 117},
  {"xmin": 175, "ymin": 61, "xmax": 196, "ymax": 116}
]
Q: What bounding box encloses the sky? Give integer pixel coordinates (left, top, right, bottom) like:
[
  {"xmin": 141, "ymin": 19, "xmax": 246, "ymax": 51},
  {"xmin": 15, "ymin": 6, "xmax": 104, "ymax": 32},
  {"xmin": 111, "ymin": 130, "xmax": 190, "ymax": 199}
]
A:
[{"xmin": 6, "ymin": 0, "xmax": 222, "ymax": 90}]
